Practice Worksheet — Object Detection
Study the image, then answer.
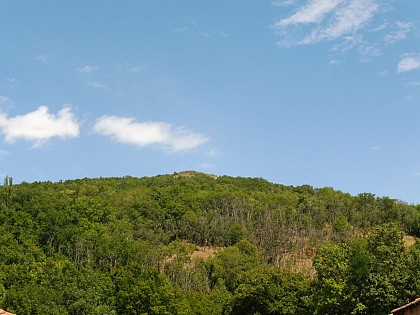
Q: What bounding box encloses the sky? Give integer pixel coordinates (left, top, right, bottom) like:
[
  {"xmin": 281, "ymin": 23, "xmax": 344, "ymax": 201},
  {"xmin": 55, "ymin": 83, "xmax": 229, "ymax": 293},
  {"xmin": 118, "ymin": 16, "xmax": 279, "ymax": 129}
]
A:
[{"xmin": 0, "ymin": 0, "xmax": 420, "ymax": 203}]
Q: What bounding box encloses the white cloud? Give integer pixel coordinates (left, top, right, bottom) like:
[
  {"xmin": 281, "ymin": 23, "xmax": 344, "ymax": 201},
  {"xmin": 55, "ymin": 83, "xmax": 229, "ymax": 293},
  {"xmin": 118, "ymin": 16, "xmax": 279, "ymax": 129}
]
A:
[
  {"xmin": 93, "ymin": 115, "xmax": 208, "ymax": 152},
  {"xmin": 130, "ymin": 66, "xmax": 143, "ymax": 73},
  {"xmin": 89, "ymin": 82, "xmax": 107, "ymax": 89},
  {"xmin": 358, "ymin": 44, "xmax": 381, "ymax": 63},
  {"xmin": 276, "ymin": 0, "xmax": 343, "ymax": 27},
  {"xmin": 384, "ymin": 21, "xmax": 414, "ymax": 44},
  {"xmin": 369, "ymin": 22, "xmax": 388, "ymax": 33},
  {"xmin": 322, "ymin": 1, "xmax": 377, "ymax": 38},
  {"xmin": 328, "ymin": 59, "xmax": 340, "ymax": 65},
  {"xmin": 200, "ymin": 29, "xmax": 231, "ymax": 38},
  {"xmin": 199, "ymin": 163, "xmax": 216, "ymax": 170},
  {"xmin": 397, "ymin": 55, "xmax": 420, "ymax": 73},
  {"xmin": 78, "ymin": 65, "xmax": 99, "ymax": 74},
  {"xmin": 0, "ymin": 149, "xmax": 8, "ymax": 157},
  {"xmin": 173, "ymin": 18, "xmax": 230, "ymax": 38},
  {"xmin": 5, "ymin": 78, "xmax": 17, "ymax": 89},
  {"xmin": 206, "ymin": 149, "xmax": 221, "ymax": 158},
  {"xmin": 275, "ymin": 0, "xmax": 378, "ymax": 46},
  {"xmin": 403, "ymin": 95, "xmax": 417, "ymax": 102},
  {"xmin": 34, "ymin": 54, "xmax": 47, "ymax": 63},
  {"xmin": 0, "ymin": 96, "xmax": 13, "ymax": 108},
  {"xmin": 330, "ymin": 34, "xmax": 363, "ymax": 52},
  {"xmin": 0, "ymin": 106, "xmax": 80, "ymax": 147},
  {"xmin": 271, "ymin": 0, "xmax": 297, "ymax": 7},
  {"xmin": 376, "ymin": 70, "xmax": 388, "ymax": 76},
  {"xmin": 407, "ymin": 81, "xmax": 420, "ymax": 87}
]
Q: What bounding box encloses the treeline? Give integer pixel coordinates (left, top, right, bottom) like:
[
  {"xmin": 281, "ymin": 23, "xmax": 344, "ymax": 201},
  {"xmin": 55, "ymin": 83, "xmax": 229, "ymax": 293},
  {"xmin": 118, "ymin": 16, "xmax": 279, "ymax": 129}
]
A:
[{"xmin": 0, "ymin": 172, "xmax": 419, "ymax": 314}]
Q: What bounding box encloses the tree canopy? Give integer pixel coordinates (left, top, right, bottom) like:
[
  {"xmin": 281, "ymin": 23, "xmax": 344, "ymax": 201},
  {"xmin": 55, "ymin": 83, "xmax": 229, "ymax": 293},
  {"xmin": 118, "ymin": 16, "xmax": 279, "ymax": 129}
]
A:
[{"xmin": 0, "ymin": 172, "xmax": 418, "ymax": 314}]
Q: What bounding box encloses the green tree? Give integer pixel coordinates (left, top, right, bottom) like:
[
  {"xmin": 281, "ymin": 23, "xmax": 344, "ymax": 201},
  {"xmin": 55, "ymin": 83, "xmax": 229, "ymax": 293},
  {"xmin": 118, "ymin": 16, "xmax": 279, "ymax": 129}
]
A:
[
  {"xmin": 208, "ymin": 240, "xmax": 260, "ymax": 291},
  {"xmin": 311, "ymin": 224, "xmax": 417, "ymax": 315},
  {"xmin": 362, "ymin": 224, "xmax": 410, "ymax": 315},
  {"xmin": 113, "ymin": 264, "xmax": 179, "ymax": 315},
  {"xmin": 311, "ymin": 242, "xmax": 355, "ymax": 314},
  {"xmin": 231, "ymin": 266, "xmax": 310, "ymax": 315}
]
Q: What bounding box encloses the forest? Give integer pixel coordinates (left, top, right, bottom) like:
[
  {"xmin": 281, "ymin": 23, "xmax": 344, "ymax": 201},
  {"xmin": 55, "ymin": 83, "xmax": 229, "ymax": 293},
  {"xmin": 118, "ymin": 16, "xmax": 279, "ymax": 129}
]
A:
[{"xmin": 0, "ymin": 171, "xmax": 419, "ymax": 314}]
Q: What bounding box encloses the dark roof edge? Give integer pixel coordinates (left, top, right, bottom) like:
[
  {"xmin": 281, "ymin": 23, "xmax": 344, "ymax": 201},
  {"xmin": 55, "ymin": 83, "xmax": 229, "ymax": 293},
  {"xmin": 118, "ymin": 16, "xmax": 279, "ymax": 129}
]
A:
[{"xmin": 391, "ymin": 298, "xmax": 420, "ymax": 313}]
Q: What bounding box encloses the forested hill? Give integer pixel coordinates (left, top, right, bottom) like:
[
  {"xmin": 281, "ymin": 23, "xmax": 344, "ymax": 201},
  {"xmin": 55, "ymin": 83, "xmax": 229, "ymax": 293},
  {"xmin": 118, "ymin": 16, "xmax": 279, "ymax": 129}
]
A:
[{"xmin": 0, "ymin": 172, "xmax": 419, "ymax": 314}]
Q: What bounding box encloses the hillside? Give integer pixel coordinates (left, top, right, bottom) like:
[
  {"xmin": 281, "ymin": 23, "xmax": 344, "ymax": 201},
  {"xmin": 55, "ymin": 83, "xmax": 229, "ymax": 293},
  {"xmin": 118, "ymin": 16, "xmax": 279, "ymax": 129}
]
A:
[{"xmin": 0, "ymin": 172, "xmax": 419, "ymax": 314}]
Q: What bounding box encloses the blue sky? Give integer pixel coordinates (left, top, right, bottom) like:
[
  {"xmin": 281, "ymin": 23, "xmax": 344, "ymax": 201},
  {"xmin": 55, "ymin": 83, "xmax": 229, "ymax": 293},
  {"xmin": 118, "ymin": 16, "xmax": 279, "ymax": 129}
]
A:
[{"xmin": 1, "ymin": 0, "xmax": 420, "ymax": 202}]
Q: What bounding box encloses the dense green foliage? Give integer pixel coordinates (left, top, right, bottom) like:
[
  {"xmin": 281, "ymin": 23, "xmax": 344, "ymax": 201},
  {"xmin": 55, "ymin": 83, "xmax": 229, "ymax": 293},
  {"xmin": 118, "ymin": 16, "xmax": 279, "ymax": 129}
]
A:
[{"xmin": 0, "ymin": 172, "xmax": 419, "ymax": 314}]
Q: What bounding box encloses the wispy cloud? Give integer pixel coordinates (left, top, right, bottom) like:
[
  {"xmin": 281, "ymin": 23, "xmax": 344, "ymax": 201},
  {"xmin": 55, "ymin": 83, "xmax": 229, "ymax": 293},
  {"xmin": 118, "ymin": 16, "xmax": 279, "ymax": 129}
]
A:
[
  {"xmin": 376, "ymin": 70, "xmax": 388, "ymax": 76},
  {"xmin": 0, "ymin": 106, "xmax": 80, "ymax": 147},
  {"xmin": 276, "ymin": 0, "xmax": 343, "ymax": 27},
  {"xmin": 384, "ymin": 21, "xmax": 414, "ymax": 44},
  {"xmin": 407, "ymin": 81, "xmax": 420, "ymax": 87},
  {"xmin": 93, "ymin": 115, "xmax": 208, "ymax": 152},
  {"xmin": 275, "ymin": 0, "xmax": 378, "ymax": 46},
  {"xmin": 89, "ymin": 82, "xmax": 107, "ymax": 89},
  {"xmin": 174, "ymin": 27, "xmax": 230, "ymax": 38},
  {"xmin": 397, "ymin": 55, "xmax": 420, "ymax": 73},
  {"xmin": 358, "ymin": 44, "xmax": 381, "ymax": 63},
  {"xmin": 130, "ymin": 66, "xmax": 143, "ymax": 73},
  {"xmin": 78, "ymin": 65, "xmax": 99, "ymax": 74},
  {"xmin": 403, "ymin": 95, "xmax": 417, "ymax": 102},
  {"xmin": 5, "ymin": 78, "xmax": 17, "ymax": 89},
  {"xmin": 199, "ymin": 163, "xmax": 216, "ymax": 170},
  {"xmin": 173, "ymin": 18, "xmax": 230, "ymax": 38},
  {"xmin": 0, "ymin": 96, "xmax": 13, "ymax": 109},
  {"xmin": 206, "ymin": 149, "xmax": 221, "ymax": 158},
  {"xmin": 271, "ymin": 0, "xmax": 297, "ymax": 7},
  {"xmin": 330, "ymin": 34, "xmax": 363, "ymax": 52},
  {"xmin": 328, "ymin": 59, "xmax": 340, "ymax": 65},
  {"xmin": 369, "ymin": 22, "xmax": 388, "ymax": 33},
  {"xmin": 34, "ymin": 54, "xmax": 47, "ymax": 63},
  {"xmin": 0, "ymin": 149, "xmax": 8, "ymax": 157}
]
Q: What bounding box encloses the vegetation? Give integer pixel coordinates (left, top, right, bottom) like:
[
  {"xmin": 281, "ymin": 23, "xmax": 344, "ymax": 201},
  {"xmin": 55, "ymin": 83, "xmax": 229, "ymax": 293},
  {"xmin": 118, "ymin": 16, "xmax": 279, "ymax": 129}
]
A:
[{"xmin": 0, "ymin": 172, "xmax": 419, "ymax": 314}]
